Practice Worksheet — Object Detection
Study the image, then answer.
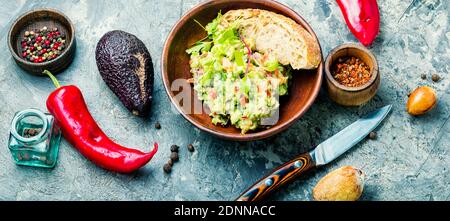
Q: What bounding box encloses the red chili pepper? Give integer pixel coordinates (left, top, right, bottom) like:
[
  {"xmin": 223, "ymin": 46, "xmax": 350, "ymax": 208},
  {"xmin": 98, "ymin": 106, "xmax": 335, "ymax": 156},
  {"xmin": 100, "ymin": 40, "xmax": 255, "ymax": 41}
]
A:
[
  {"xmin": 43, "ymin": 70, "xmax": 158, "ymax": 173},
  {"xmin": 336, "ymin": 0, "xmax": 380, "ymax": 46}
]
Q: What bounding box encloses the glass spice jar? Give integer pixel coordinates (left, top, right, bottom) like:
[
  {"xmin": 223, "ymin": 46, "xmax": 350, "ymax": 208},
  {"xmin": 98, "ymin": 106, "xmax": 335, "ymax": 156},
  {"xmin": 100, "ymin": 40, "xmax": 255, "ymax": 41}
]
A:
[{"xmin": 8, "ymin": 108, "xmax": 61, "ymax": 168}]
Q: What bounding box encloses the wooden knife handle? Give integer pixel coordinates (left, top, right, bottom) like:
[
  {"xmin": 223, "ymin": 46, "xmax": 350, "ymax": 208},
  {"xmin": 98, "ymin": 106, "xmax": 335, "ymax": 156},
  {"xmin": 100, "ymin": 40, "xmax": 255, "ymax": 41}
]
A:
[{"xmin": 236, "ymin": 153, "xmax": 316, "ymax": 201}]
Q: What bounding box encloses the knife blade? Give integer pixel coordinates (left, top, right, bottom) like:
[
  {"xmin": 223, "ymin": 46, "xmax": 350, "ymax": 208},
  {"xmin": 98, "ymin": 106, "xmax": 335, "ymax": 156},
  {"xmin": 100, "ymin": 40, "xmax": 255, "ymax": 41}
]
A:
[
  {"xmin": 311, "ymin": 104, "xmax": 392, "ymax": 166},
  {"xmin": 236, "ymin": 105, "xmax": 392, "ymax": 201}
]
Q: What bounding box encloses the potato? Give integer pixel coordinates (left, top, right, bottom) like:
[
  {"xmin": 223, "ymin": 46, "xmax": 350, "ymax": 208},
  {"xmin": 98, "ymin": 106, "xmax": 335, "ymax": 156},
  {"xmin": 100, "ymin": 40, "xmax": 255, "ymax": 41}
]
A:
[
  {"xmin": 407, "ymin": 86, "xmax": 437, "ymax": 116},
  {"xmin": 313, "ymin": 166, "xmax": 365, "ymax": 201}
]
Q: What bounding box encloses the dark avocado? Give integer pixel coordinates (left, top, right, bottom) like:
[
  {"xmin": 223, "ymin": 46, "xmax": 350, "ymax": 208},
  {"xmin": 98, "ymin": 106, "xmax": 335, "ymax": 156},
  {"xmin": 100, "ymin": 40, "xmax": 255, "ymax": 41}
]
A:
[{"xmin": 95, "ymin": 30, "xmax": 153, "ymax": 117}]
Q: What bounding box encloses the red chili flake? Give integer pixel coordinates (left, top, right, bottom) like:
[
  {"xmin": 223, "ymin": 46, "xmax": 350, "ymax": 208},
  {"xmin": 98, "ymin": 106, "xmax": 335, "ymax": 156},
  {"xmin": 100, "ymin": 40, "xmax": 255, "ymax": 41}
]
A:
[{"xmin": 333, "ymin": 57, "xmax": 372, "ymax": 87}]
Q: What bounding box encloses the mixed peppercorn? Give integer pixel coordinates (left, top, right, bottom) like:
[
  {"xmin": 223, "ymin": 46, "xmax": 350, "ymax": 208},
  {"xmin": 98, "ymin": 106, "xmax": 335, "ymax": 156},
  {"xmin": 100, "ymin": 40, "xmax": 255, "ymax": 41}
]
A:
[
  {"xmin": 20, "ymin": 26, "xmax": 66, "ymax": 63},
  {"xmin": 22, "ymin": 128, "xmax": 42, "ymax": 138},
  {"xmin": 333, "ymin": 57, "xmax": 371, "ymax": 87}
]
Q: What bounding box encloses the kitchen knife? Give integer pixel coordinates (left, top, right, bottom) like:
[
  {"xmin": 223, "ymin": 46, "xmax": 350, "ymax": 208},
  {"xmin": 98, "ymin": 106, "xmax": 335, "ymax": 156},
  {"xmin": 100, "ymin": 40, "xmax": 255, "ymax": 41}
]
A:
[{"xmin": 236, "ymin": 105, "xmax": 392, "ymax": 201}]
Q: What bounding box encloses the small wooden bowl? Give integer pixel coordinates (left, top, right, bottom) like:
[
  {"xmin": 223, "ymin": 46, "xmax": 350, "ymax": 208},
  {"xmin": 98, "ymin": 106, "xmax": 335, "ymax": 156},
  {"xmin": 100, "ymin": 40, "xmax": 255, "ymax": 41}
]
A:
[
  {"xmin": 8, "ymin": 8, "xmax": 76, "ymax": 75},
  {"xmin": 324, "ymin": 43, "xmax": 379, "ymax": 106},
  {"xmin": 162, "ymin": 0, "xmax": 323, "ymax": 141}
]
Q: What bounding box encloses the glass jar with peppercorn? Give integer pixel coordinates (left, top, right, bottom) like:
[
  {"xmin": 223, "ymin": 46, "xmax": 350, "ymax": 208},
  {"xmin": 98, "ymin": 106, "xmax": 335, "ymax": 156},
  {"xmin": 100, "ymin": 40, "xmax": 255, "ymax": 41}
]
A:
[{"xmin": 8, "ymin": 108, "xmax": 61, "ymax": 168}]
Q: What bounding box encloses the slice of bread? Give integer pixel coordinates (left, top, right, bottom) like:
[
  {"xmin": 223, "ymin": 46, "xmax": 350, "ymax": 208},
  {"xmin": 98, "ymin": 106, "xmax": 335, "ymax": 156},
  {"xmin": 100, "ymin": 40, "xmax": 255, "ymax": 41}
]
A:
[{"xmin": 219, "ymin": 9, "xmax": 321, "ymax": 70}]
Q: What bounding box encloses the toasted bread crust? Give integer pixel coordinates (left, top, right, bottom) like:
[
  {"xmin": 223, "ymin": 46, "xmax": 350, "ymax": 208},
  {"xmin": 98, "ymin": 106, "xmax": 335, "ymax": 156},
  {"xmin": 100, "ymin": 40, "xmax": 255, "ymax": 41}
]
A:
[{"xmin": 219, "ymin": 9, "xmax": 321, "ymax": 70}]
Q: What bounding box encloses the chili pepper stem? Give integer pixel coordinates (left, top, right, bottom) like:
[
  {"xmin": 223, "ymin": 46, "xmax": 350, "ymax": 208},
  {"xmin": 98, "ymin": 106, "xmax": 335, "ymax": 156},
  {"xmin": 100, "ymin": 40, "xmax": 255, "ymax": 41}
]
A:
[{"xmin": 43, "ymin": 70, "xmax": 61, "ymax": 88}]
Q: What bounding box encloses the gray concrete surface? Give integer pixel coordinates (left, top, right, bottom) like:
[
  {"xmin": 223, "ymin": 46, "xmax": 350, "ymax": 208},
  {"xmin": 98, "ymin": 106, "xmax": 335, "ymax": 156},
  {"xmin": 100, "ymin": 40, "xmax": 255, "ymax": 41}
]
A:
[{"xmin": 0, "ymin": 0, "xmax": 448, "ymax": 201}]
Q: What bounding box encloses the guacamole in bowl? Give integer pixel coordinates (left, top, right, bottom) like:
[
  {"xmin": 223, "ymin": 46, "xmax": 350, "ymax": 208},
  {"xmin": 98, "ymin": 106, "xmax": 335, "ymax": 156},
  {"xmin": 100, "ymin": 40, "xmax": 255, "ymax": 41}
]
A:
[{"xmin": 186, "ymin": 13, "xmax": 291, "ymax": 134}]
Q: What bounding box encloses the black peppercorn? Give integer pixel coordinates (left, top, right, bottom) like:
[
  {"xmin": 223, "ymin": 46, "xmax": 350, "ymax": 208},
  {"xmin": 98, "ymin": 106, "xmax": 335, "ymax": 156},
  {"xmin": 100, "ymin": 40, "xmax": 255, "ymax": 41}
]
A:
[
  {"xmin": 168, "ymin": 159, "xmax": 173, "ymax": 166},
  {"xmin": 163, "ymin": 163, "xmax": 172, "ymax": 173},
  {"xmin": 170, "ymin": 145, "xmax": 179, "ymax": 152},
  {"xmin": 187, "ymin": 144, "xmax": 195, "ymax": 152},
  {"xmin": 170, "ymin": 152, "xmax": 179, "ymax": 162},
  {"xmin": 368, "ymin": 131, "xmax": 377, "ymax": 140},
  {"xmin": 421, "ymin": 73, "xmax": 426, "ymax": 80},
  {"xmin": 155, "ymin": 121, "xmax": 161, "ymax": 129},
  {"xmin": 432, "ymin": 73, "xmax": 441, "ymax": 82}
]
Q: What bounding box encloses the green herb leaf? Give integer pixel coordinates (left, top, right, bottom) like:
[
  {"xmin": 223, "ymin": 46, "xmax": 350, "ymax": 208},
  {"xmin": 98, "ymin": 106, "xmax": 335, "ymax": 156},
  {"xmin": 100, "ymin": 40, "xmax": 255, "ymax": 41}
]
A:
[
  {"xmin": 234, "ymin": 49, "xmax": 245, "ymax": 66},
  {"xmin": 279, "ymin": 84, "xmax": 288, "ymax": 96},
  {"xmin": 264, "ymin": 59, "xmax": 279, "ymax": 72},
  {"xmin": 186, "ymin": 42, "xmax": 212, "ymax": 54},
  {"xmin": 215, "ymin": 28, "xmax": 236, "ymax": 44},
  {"xmin": 205, "ymin": 12, "xmax": 222, "ymax": 36}
]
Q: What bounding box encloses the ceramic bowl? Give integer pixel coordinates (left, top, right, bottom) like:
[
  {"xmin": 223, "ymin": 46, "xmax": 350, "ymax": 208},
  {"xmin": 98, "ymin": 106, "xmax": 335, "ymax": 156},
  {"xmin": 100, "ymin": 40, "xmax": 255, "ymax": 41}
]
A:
[
  {"xmin": 161, "ymin": 0, "xmax": 323, "ymax": 141},
  {"xmin": 8, "ymin": 8, "xmax": 76, "ymax": 75}
]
